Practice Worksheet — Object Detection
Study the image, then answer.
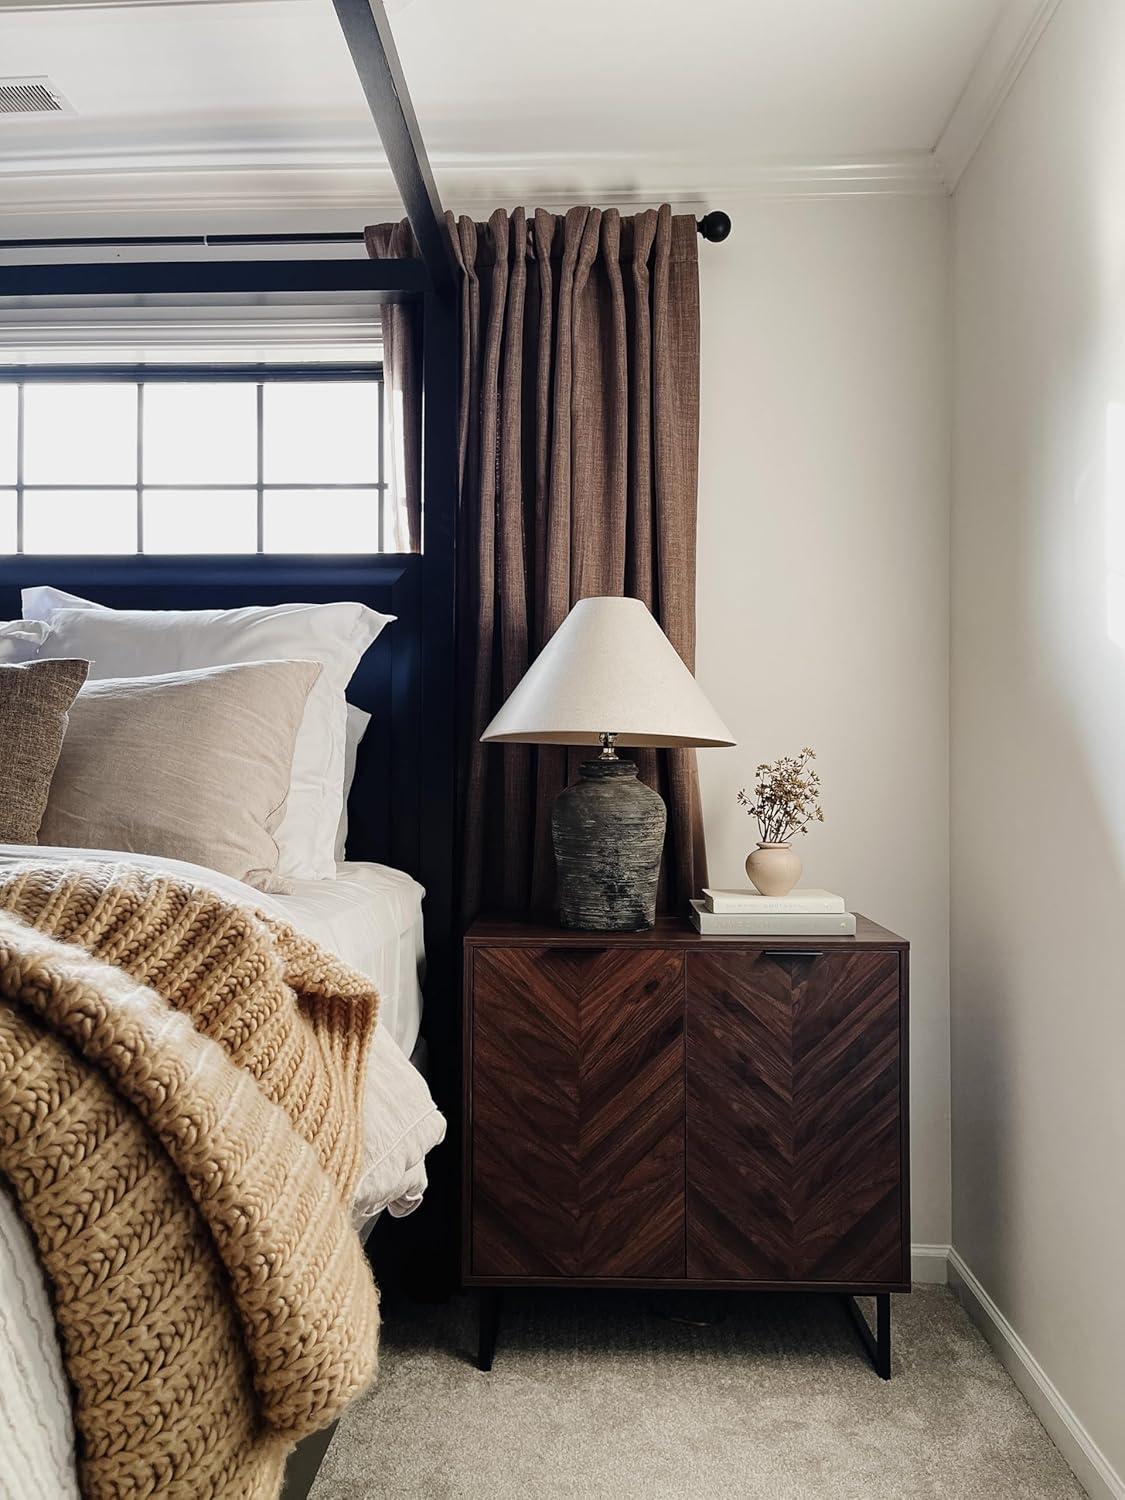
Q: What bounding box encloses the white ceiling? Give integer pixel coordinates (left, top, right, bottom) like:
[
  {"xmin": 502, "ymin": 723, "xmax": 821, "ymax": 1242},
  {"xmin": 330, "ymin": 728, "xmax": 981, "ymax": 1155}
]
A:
[
  {"xmin": 392, "ymin": 0, "xmax": 1005, "ymax": 159},
  {"xmin": 0, "ymin": 0, "xmax": 1022, "ymax": 226}
]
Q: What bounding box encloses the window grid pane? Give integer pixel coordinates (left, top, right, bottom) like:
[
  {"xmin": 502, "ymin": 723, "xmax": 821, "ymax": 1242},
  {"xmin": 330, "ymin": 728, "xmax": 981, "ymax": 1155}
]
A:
[
  {"xmin": 263, "ymin": 488, "xmax": 381, "ymax": 554},
  {"xmin": 136, "ymin": 381, "xmax": 144, "ymax": 554},
  {"xmin": 143, "ymin": 488, "xmax": 260, "ymax": 554},
  {"xmin": 0, "ymin": 385, "xmax": 17, "ymax": 486},
  {"xmin": 262, "ymin": 381, "xmax": 381, "ymax": 484},
  {"xmin": 0, "ymin": 371, "xmax": 385, "ymax": 557},
  {"xmin": 24, "ymin": 490, "xmax": 137, "ymax": 554},
  {"xmin": 143, "ymin": 382, "xmax": 258, "ymax": 485},
  {"xmin": 23, "ymin": 383, "xmax": 138, "ymax": 486},
  {"xmin": 16, "ymin": 385, "xmax": 24, "ymax": 553},
  {"xmin": 256, "ymin": 382, "xmax": 264, "ymax": 555},
  {"xmin": 0, "ymin": 489, "xmax": 15, "ymax": 555}
]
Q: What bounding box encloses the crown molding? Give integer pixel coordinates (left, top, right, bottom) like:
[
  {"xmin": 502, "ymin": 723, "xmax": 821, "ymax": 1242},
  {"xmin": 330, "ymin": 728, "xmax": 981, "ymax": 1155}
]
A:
[
  {"xmin": 680, "ymin": 155, "xmax": 946, "ymax": 199},
  {"xmin": 934, "ymin": 0, "xmax": 1063, "ymax": 191},
  {"xmin": 0, "ymin": 145, "xmax": 948, "ymax": 223},
  {"xmin": 0, "ymin": 139, "xmax": 386, "ymax": 179}
]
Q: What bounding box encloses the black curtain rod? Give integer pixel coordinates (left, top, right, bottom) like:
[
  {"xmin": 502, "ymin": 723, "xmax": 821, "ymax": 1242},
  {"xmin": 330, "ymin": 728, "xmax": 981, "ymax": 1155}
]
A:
[{"xmin": 0, "ymin": 213, "xmax": 732, "ymax": 253}]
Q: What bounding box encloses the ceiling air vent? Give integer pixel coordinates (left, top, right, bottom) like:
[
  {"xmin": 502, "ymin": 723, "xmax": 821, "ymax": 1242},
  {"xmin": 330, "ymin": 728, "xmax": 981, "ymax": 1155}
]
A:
[{"xmin": 0, "ymin": 77, "xmax": 74, "ymax": 115}]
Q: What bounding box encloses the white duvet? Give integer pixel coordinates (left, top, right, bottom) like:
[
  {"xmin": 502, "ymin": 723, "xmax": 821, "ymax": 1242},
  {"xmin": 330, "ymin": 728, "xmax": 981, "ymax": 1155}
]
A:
[{"xmin": 0, "ymin": 844, "xmax": 445, "ymax": 1500}]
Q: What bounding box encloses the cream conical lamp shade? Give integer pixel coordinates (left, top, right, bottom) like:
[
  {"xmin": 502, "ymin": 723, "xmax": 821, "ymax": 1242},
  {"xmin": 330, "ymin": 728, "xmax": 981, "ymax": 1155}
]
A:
[{"xmin": 480, "ymin": 596, "xmax": 735, "ymax": 749}]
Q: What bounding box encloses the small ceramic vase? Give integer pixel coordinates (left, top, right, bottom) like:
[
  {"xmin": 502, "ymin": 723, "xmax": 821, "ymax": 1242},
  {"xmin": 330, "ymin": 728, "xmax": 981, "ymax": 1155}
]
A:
[{"xmin": 745, "ymin": 842, "xmax": 801, "ymax": 897}]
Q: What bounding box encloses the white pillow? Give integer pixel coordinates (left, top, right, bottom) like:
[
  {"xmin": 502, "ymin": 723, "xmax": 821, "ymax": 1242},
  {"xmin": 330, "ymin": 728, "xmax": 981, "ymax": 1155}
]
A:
[
  {"xmin": 0, "ymin": 619, "xmax": 50, "ymax": 664},
  {"xmin": 335, "ymin": 704, "xmax": 372, "ymax": 863},
  {"xmin": 23, "ymin": 587, "xmax": 392, "ymax": 881}
]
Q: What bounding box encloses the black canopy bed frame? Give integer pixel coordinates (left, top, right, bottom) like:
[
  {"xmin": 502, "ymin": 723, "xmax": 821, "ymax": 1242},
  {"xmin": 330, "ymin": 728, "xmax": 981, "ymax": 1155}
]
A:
[
  {"xmin": 0, "ymin": 1, "xmax": 730, "ymax": 1492},
  {"xmin": 0, "ymin": 0, "xmax": 465, "ymax": 978}
]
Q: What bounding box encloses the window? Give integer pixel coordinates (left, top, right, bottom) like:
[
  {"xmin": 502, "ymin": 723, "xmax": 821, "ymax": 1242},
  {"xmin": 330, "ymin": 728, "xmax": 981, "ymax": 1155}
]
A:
[{"xmin": 0, "ymin": 366, "xmax": 390, "ymax": 555}]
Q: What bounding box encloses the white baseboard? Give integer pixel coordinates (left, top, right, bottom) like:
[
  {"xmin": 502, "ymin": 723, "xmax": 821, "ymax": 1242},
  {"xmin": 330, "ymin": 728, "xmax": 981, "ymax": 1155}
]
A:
[
  {"xmin": 910, "ymin": 1244, "xmax": 951, "ymax": 1284},
  {"xmin": 948, "ymin": 1249, "xmax": 1124, "ymax": 1500}
]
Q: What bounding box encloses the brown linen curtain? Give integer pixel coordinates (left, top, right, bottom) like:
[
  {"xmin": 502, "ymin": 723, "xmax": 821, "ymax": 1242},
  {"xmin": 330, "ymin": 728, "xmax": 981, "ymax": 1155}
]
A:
[{"xmin": 367, "ymin": 204, "xmax": 706, "ymax": 918}]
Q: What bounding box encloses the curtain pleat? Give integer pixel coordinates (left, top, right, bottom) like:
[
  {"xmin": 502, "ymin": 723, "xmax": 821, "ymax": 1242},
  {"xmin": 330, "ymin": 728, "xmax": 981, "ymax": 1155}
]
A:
[{"xmin": 367, "ymin": 203, "xmax": 706, "ymax": 921}]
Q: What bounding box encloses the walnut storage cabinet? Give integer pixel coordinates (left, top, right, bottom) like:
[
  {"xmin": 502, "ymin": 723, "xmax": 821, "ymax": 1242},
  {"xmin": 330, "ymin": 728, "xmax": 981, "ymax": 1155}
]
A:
[{"xmin": 462, "ymin": 916, "xmax": 910, "ymax": 1377}]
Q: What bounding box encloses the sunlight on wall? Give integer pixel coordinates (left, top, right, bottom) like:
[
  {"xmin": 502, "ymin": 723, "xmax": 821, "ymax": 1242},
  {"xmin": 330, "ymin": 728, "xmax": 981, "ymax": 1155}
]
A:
[{"xmin": 1107, "ymin": 402, "xmax": 1125, "ymax": 647}]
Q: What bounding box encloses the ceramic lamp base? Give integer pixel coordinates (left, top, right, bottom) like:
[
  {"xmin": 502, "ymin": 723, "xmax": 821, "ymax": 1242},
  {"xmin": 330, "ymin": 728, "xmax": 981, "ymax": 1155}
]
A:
[{"xmin": 551, "ymin": 758, "xmax": 666, "ymax": 931}]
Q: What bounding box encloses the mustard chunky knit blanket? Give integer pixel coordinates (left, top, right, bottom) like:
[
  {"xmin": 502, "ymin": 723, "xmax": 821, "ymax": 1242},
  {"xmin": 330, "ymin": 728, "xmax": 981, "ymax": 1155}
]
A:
[{"xmin": 0, "ymin": 860, "xmax": 381, "ymax": 1500}]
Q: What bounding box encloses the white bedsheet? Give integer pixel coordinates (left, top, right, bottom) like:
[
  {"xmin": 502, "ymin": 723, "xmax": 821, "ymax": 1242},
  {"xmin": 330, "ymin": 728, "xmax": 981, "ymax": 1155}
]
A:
[
  {"xmin": 0, "ymin": 845, "xmax": 426, "ymax": 1059},
  {"xmin": 261, "ymin": 862, "xmax": 425, "ymax": 1059},
  {"xmin": 0, "ymin": 1191, "xmax": 80, "ymax": 1500}
]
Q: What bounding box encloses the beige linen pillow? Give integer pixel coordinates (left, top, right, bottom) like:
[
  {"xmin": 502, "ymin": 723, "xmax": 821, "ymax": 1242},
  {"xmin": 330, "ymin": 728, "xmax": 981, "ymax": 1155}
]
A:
[
  {"xmin": 0, "ymin": 658, "xmax": 90, "ymax": 844},
  {"xmin": 40, "ymin": 659, "xmax": 321, "ymax": 888}
]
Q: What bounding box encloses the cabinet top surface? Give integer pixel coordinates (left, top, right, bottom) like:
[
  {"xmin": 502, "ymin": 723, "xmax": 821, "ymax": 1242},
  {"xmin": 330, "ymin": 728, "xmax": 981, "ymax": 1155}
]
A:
[{"xmin": 465, "ymin": 913, "xmax": 907, "ymax": 949}]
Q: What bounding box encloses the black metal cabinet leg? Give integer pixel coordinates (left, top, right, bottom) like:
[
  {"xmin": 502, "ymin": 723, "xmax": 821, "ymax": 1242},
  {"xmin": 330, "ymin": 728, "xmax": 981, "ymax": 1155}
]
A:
[
  {"xmin": 876, "ymin": 1292, "xmax": 891, "ymax": 1379},
  {"xmin": 477, "ymin": 1289, "xmax": 501, "ymax": 1372},
  {"xmin": 843, "ymin": 1292, "xmax": 892, "ymax": 1379}
]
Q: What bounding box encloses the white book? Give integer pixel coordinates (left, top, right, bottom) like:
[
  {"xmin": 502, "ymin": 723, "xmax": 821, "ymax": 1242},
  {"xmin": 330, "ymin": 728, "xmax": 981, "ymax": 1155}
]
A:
[
  {"xmin": 701, "ymin": 887, "xmax": 845, "ymax": 915},
  {"xmin": 689, "ymin": 901, "xmax": 857, "ymax": 936}
]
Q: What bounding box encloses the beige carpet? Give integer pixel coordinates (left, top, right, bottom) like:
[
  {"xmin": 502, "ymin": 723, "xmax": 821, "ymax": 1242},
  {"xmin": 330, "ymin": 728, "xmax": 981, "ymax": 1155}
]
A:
[{"xmin": 310, "ymin": 1286, "xmax": 1085, "ymax": 1499}]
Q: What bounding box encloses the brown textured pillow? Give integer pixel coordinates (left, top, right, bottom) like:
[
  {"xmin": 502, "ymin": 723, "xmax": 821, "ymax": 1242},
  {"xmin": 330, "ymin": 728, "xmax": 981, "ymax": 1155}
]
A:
[{"xmin": 0, "ymin": 658, "xmax": 90, "ymax": 844}]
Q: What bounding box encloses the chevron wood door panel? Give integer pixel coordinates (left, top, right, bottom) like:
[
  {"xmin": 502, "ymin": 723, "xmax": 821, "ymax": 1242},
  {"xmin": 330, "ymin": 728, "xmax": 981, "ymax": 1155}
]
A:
[
  {"xmin": 686, "ymin": 949, "xmax": 904, "ymax": 1285},
  {"xmin": 469, "ymin": 945, "xmax": 686, "ymax": 1279}
]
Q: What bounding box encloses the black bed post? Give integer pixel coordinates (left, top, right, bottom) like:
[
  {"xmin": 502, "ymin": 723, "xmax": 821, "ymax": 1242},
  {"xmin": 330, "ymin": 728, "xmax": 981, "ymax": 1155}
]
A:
[
  {"xmin": 330, "ymin": 0, "xmax": 462, "ymax": 1281},
  {"xmin": 328, "ymin": 0, "xmax": 460, "ymax": 944},
  {"xmin": 418, "ymin": 287, "xmax": 459, "ymax": 1038},
  {"xmin": 329, "ymin": 0, "xmax": 458, "ymax": 299}
]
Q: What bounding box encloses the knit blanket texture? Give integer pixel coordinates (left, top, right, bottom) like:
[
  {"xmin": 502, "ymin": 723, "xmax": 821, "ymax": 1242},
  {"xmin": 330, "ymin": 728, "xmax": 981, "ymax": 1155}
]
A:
[{"xmin": 0, "ymin": 860, "xmax": 381, "ymax": 1500}]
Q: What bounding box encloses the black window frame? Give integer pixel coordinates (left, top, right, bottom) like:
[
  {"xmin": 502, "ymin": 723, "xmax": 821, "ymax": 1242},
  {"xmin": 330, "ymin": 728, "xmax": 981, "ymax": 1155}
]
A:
[{"xmin": 0, "ymin": 361, "xmax": 387, "ymax": 556}]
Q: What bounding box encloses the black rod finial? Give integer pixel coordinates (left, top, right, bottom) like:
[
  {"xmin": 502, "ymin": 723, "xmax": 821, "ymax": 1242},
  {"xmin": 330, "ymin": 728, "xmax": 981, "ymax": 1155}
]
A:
[{"xmin": 697, "ymin": 210, "xmax": 732, "ymax": 243}]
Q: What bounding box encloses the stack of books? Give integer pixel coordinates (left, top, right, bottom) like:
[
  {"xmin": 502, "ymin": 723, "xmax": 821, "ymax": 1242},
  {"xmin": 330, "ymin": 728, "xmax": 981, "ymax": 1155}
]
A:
[{"xmin": 689, "ymin": 888, "xmax": 856, "ymax": 936}]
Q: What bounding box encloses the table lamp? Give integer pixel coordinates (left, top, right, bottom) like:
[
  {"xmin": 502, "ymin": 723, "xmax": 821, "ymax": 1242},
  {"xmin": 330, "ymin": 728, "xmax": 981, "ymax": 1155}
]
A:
[{"xmin": 480, "ymin": 596, "xmax": 735, "ymax": 931}]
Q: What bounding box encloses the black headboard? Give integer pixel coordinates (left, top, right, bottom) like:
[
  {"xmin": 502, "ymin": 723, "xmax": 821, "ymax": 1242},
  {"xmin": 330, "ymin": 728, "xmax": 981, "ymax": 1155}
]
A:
[{"xmin": 0, "ymin": 553, "xmax": 424, "ymax": 879}]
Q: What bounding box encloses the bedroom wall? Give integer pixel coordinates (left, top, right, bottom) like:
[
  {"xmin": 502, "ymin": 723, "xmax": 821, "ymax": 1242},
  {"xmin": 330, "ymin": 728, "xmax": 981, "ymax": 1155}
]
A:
[
  {"xmin": 1, "ymin": 187, "xmax": 955, "ymax": 1253},
  {"xmin": 950, "ymin": 0, "xmax": 1125, "ymax": 1484},
  {"xmin": 694, "ymin": 192, "xmax": 952, "ymax": 1251}
]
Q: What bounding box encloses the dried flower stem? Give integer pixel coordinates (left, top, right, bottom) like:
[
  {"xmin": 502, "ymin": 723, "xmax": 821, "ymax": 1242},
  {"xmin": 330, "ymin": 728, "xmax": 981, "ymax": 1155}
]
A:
[{"xmin": 737, "ymin": 747, "xmax": 825, "ymax": 845}]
